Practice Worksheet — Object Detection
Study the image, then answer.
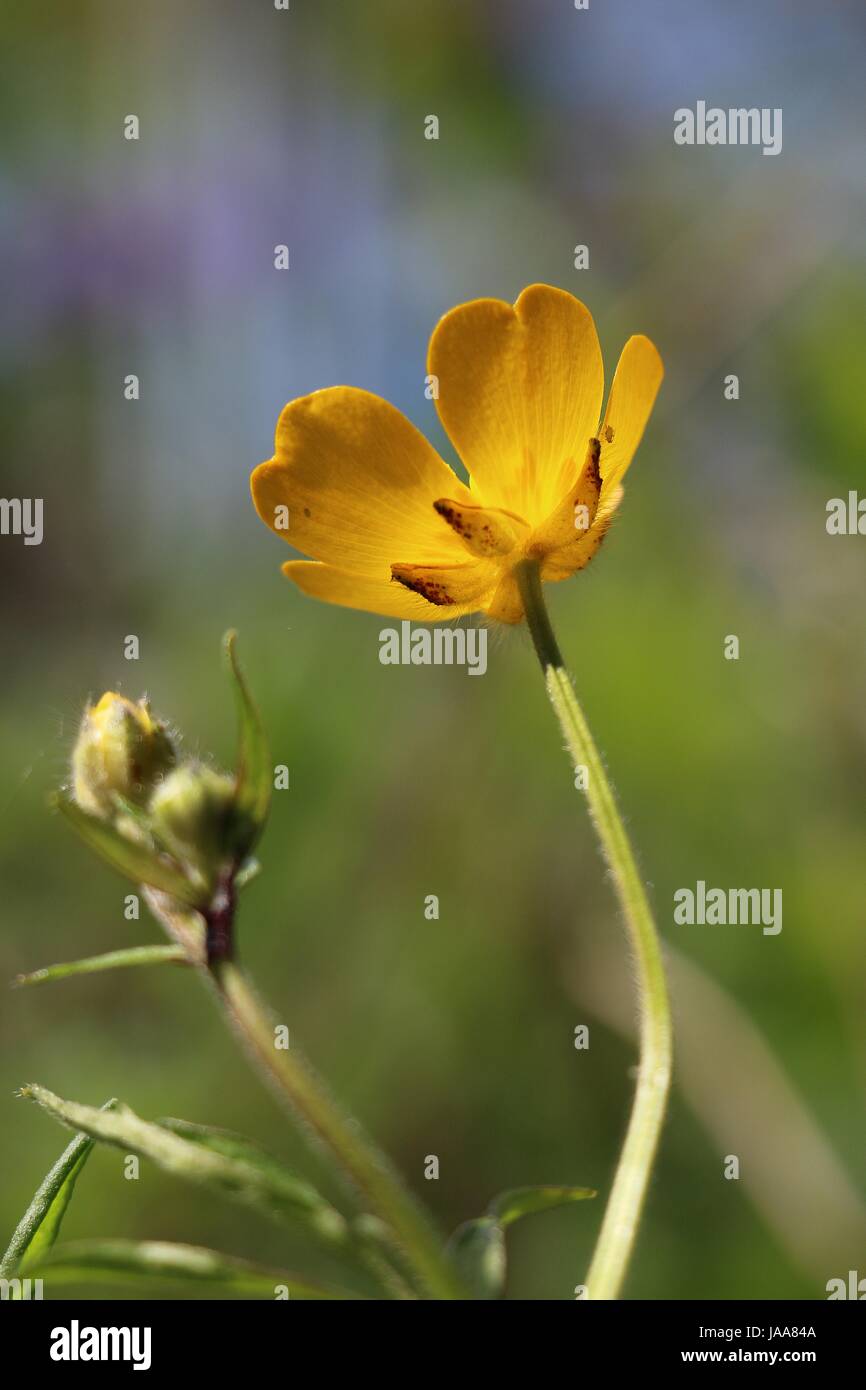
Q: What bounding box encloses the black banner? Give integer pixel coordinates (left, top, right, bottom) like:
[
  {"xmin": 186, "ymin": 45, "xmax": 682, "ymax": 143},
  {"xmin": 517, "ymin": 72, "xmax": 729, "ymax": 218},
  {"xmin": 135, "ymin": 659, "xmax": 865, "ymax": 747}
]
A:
[{"xmin": 6, "ymin": 1298, "xmax": 860, "ymax": 1374}]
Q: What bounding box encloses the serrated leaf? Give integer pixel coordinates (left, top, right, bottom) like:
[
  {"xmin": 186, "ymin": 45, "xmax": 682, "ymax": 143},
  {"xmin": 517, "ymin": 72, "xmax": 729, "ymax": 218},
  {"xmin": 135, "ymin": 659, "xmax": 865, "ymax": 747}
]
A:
[
  {"xmin": 489, "ymin": 1185, "xmax": 596, "ymax": 1227},
  {"xmin": 19, "ymin": 1084, "xmax": 347, "ymax": 1246},
  {"xmin": 224, "ymin": 632, "xmax": 271, "ymax": 849},
  {"xmin": 0, "ymin": 1099, "xmax": 116, "ymax": 1278},
  {"xmin": 52, "ymin": 793, "xmax": 205, "ymax": 908},
  {"xmin": 30, "ymin": 1239, "xmax": 359, "ymax": 1299},
  {"xmin": 445, "ymin": 1217, "xmax": 506, "ymax": 1301},
  {"xmin": 13, "ymin": 944, "xmax": 188, "ymax": 989}
]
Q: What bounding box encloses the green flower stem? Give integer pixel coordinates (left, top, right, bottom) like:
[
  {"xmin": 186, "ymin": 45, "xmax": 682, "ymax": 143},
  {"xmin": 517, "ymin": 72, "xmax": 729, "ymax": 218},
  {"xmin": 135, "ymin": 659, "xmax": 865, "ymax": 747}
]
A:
[
  {"xmin": 207, "ymin": 957, "xmax": 464, "ymax": 1300},
  {"xmin": 515, "ymin": 559, "xmax": 672, "ymax": 1301}
]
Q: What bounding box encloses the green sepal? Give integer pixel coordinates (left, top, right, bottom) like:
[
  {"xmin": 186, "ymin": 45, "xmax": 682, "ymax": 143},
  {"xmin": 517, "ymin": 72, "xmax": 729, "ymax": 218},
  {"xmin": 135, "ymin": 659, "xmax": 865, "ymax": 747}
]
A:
[
  {"xmin": 224, "ymin": 631, "xmax": 271, "ymax": 853},
  {"xmin": 51, "ymin": 792, "xmax": 205, "ymax": 908}
]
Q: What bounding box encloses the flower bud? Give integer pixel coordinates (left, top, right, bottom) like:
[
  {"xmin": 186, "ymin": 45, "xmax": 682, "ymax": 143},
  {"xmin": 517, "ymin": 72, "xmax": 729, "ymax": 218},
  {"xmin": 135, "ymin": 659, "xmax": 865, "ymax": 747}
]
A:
[
  {"xmin": 149, "ymin": 762, "xmax": 247, "ymax": 883},
  {"xmin": 72, "ymin": 692, "xmax": 176, "ymax": 817}
]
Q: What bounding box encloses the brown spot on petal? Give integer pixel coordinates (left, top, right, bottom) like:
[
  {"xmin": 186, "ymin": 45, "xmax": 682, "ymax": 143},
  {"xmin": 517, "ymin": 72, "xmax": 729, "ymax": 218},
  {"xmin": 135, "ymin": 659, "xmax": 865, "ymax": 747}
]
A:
[
  {"xmin": 391, "ymin": 566, "xmax": 456, "ymax": 605},
  {"xmin": 587, "ymin": 438, "xmax": 602, "ymax": 490},
  {"xmin": 433, "ymin": 500, "xmax": 471, "ymax": 538},
  {"xmin": 603, "ymin": 425, "xmax": 615, "ymax": 444}
]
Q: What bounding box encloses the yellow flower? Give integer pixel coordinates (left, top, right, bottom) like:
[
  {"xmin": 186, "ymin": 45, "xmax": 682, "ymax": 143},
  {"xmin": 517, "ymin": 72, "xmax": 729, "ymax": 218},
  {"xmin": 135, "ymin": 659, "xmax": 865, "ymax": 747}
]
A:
[{"xmin": 251, "ymin": 284, "xmax": 662, "ymax": 624}]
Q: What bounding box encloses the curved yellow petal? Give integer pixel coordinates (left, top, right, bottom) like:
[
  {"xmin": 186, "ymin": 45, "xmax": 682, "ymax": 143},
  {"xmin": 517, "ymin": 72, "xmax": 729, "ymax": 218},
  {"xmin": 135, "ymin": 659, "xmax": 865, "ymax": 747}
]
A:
[
  {"xmin": 251, "ymin": 387, "xmax": 473, "ymax": 578},
  {"xmin": 486, "ymin": 572, "xmax": 524, "ymax": 625},
  {"xmin": 390, "ymin": 558, "xmax": 497, "ymax": 611},
  {"xmin": 432, "ymin": 498, "xmax": 528, "ymax": 558},
  {"xmin": 598, "ymin": 335, "xmax": 663, "ymax": 499},
  {"xmin": 428, "ymin": 284, "xmax": 604, "ymax": 525},
  {"xmin": 539, "ymin": 514, "xmax": 613, "ymax": 583},
  {"xmin": 594, "ymin": 481, "xmax": 625, "ymax": 529},
  {"xmin": 528, "ymin": 437, "xmax": 601, "ymax": 556},
  {"xmin": 282, "ymin": 560, "xmax": 469, "ymax": 622}
]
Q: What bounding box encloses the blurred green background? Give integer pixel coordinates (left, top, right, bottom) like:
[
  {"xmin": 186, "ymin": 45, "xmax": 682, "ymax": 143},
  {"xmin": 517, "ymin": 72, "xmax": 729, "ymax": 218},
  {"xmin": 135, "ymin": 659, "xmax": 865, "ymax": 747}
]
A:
[{"xmin": 2, "ymin": 0, "xmax": 865, "ymax": 1300}]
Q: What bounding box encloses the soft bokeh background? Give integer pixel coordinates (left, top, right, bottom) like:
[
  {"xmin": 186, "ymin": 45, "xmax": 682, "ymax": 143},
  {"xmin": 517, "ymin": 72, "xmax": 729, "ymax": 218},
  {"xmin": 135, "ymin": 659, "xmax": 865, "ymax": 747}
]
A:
[{"xmin": 2, "ymin": 0, "xmax": 865, "ymax": 1300}]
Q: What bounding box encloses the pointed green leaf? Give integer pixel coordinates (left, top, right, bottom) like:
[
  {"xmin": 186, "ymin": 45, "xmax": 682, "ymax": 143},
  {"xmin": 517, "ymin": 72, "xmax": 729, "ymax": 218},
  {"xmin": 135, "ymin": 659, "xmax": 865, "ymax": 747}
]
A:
[
  {"xmin": 488, "ymin": 1185, "xmax": 596, "ymax": 1227},
  {"xmin": 51, "ymin": 793, "xmax": 205, "ymax": 908},
  {"xmin": 13, "ymin": 945, "xmax": 188, "ymax": 989},
  {"xmin": 19, "ymin": 1084, "xmax": 347, "ymax": 1246},
  {"xmin": 0, "ymin": 1099, "xmax": 116, "ymax": 1278},
  {"xmin": 445, "ymin": 1217, "xmax": 506, "ymax": 1300},
  {"xmin": 155, "ymin": 1116, "xmax": 334, "ymax": 1228},
  {"xmin": 224, "ymin": 632, "xmax": 271, "ymax": 847},
  {"xmin": 31, "ymin": 1239, "xmax": 359, "ymax": 1299}
]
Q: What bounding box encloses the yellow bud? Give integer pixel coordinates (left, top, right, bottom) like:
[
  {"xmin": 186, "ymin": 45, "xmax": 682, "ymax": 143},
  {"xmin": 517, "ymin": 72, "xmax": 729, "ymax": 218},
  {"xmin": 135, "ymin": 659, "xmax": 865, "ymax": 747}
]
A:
[
  {"xmin": 148, "ymin": 762, "xmax": 241, "ymax": 881},
  {"xmin": 72, "ymin": 693, "xmax": 176, "ymax": 817}
]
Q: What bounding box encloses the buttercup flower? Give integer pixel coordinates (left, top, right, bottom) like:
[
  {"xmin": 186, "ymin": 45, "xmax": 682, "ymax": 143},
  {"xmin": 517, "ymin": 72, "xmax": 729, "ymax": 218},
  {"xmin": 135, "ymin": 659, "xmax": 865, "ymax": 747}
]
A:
[{"xmin": 251, "ymin": 284, "xmax": 662, "ymax": 624}]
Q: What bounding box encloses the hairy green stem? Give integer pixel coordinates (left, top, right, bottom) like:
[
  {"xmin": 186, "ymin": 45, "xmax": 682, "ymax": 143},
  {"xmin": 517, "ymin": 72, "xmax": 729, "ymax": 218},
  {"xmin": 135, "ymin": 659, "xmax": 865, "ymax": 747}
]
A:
[
  {"xmin": 206, "ymin": 957, "xmax": 463, "ymax": 1300},
  {"xmin": 515, "ymin": 559, "xmax": 672, "ymax": 1300}
]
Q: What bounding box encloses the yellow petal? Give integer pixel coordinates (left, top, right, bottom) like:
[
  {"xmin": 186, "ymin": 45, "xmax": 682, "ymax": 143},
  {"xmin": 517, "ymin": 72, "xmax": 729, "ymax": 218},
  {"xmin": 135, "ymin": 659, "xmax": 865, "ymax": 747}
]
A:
[
  {"xmin": 594, "ymin": 481, "xmax": 625, "ymax": 529},
  {"xmin": 486, "ymin": 572, "xmax": 524, "ymax": 625},
  {"xmin": 432, "ymin": 497, "xmax": 528, "ymax": 558},
  {"xmin": 598, "ymin": 335, "xmax": 663, "ymax": 499},
  {"xmin": 390, "ymin": 558, "xmax": 497, "ymax": 611},
  {"xmin": 251, "ymin": 387, "xmax": 473, "ymax": 578},
  {"xmin": 283, "ymin": 560, "xmax": 468, "ymax": 622},
  {"xmin": 540, "ymin": 514, "xmax": 614, "ymax": 583},
  {"xmin": 428, "ymin": 284, "xmax": 604, "ymax": 524},
  {"xmin": 528, "ymin": 437, "xmax": 601, "ymax": 556}
]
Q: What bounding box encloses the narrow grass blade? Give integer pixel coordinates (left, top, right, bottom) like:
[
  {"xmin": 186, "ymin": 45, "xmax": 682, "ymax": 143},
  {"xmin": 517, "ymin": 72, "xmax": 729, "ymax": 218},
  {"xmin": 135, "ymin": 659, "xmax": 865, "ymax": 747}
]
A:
[
  {"xmin": 13, "ymin": 945, "xmax": 187, "ymax": 989},
  {"xmin": 31, "ymin": 1239, "xmax": 359, "ymax": 1299},
  {"xmin": 0, "ymin": 1099, "xmax": 116, "ymax": 1277}
]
